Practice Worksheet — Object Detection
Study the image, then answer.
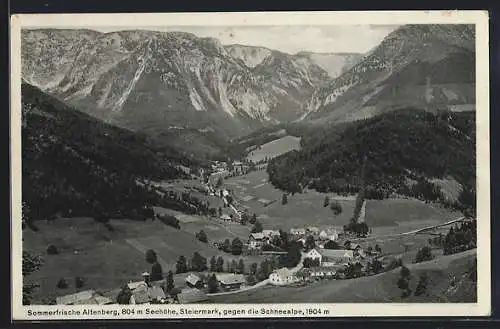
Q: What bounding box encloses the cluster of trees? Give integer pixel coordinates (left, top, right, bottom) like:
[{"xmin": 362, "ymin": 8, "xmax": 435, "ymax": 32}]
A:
[
  {"xmin": 282, "ymin": 194, "xmax": 288, "ymax": 205},
  {"xmin": 414, "ymin": 273, "xmax": 429, "ymax": 297},
  {"xmin": 209, "ymin": 256, "xmax": 246, "ymax": 274},
  {"xmin": 174, "ymin": 252, "xmax": 210, "ymax": 273},
  {"xmin": 396, "ymin": 265, "xmax": 431, "ymax": 299},
  {"xmin": 216, "ymin": 238, "xmax": 244, "ymax": 256},
  {"xmin": 443, "ymin": 221, "xmax": 477, "ymax": 255},
  {"xmin": 155, "ymin": 213, "xmax": 180, "ymax": 229},
  {"xmin": 196, "ymin": 230, "xmax": 208, "ymax": 243},
  {"xmin": 303, "ymin": 258, "xmax": 320, "ymax": 268},
  {"xmin": 397, "ymin": 266, "xmax": 412, "ymax": 298},
  {"xmin": 414, "ymin": 246, "xmax": 434, "ymax": 263},
  {"xmin": 343, "ymin": 262, "xmax": 364, "ymax": 279},
  {"xmin": 56, "ymin": 276, "xmax": 86, "ymax": 290},
  {"xmin": 251, "ymin": 220, "xmax": 263, "ymax": 233},
  {"xmin": 365, "ymin": 259, "xmax": 384, "ymax": 275},
  {"xmin": 145, "ymin": 249, "xmax": 164, "ymax": 281},
  {"xmin": 22, "ymin": 250, "xmax": 43, "ymax": 305},
  {"xmin": 278, "ymin": 241, "xmax": 302, "ymax": 268},
  {"xmin": 343, "ymin": 222, "xmax": 369, "ymax": 238},
  {"xmin": 267, "ymin": 109, "xmax": 476, "ymax": 212}
]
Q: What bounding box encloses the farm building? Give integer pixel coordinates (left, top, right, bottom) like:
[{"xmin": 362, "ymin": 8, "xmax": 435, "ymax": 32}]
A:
[
  {"xmin": 248, "ymin": 230, "xmax": 280, "ymax": 249},
  {"xmin": 305, "ymin": 248, "xmax": 354, "ymax": 267},
  {"xmin": 346, "ymin": 243, "xmax": 366, "ymax": 258},
  {"xmin": 248, "ymin": 233, "xmax": 266, "ymax": 249},
  {"xmin": 269, "ymin": 267, "xmax": 298, "ymax": 286},
  {"xmin": 127, "ymin": 272, "xmax": 168, "ymax": 304},
  {"xmin": 215, "ymin": 273, "xmax": 246, "ymax": 291},
  {"xmin": 308, "ymin": 266, "xmax": 343, "ymax": 279},
  {"xmin": 177, "ymin": 288, "xmax": 208, "ymax": 303},
  {"xmin": 290, "ymin": 228, "xmax": 307, "ymax": 237},
  {"xmin": 220, "ymin": 214, "xmax": 231, "ymax": 221},
  {"xmin": 56, "ymin": 290, "xmax": 113, "ymax": 305},
  {"xmin": 306, "ymin": 226, "xmax": 320, "ymax": 235},
  {"xmin": 185, "ymin": 273, "xmax": 202, "ymax": 288},
  {"xmin": 319, "ymin": 229, "xmax": 339, "ymax": 241},
  {"xmin": 262, "ymin": 230, "xmax": 280, "ymax": 238},
  {"xmin": 129, "ymin": 284, "xmax": 167, "ymax": 304}
]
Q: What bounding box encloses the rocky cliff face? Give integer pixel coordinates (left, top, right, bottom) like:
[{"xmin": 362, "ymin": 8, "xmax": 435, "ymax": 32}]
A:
[
  {"xmin": 295, "ymin": 51, "xmax": 364, "ymax": 78},
  {"xmin": 303, "ymin": 24, "xmax": 476, "ymax": 123},
  {"xmin": 22, "ymin": 29, "xmax": 331, "ymax": 139}
]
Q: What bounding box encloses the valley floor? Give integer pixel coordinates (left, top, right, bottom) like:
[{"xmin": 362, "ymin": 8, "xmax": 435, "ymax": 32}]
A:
[{"xmin": 23, "ymin": 168, "xmax": 468, "ymax": 304}]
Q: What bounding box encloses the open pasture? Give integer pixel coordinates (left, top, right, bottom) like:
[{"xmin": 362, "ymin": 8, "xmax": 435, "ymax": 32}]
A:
[
  {"xmin": 225, "ymin": 170, "xmax": 459, "ymax": 233},
  {"xmin": 23, "ymin": 216, "xmax": 262, "ymax": 304},
  {"xmin": 245, "ymin": 135, "xmax": 301, "ymax": 163}
]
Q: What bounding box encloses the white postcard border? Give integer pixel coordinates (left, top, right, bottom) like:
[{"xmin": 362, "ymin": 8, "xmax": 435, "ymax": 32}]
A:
[{"xmin": 10, "ymin": 10, "xmax": 491, "ymax": 320}]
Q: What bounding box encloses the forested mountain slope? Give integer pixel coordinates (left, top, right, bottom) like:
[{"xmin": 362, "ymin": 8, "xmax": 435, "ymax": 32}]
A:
[
  {"xmin": 268, "ymin": 109, "xmax": 476, "ymax": 213},
  {"xmin": 22, "ymin": 82, "xmax": 202, "ymax": 222}
]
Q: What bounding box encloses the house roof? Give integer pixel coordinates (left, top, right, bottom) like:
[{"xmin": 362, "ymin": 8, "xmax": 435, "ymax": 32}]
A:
[
  {"xmin": 272, "ymin": 267, "xmax": 294, "ymax": 280},
  {"xmin": 177, "ymin": 288, "xmax": 208, "ymax": 303},
  {"xmin": 318, "ymin": 249, "xmax": 354, "ymax": 259},
  {"xmin": 290, "ymin": 228, "xmax": 306, "ymax": 233},
  {"xmin": 306, "ymin": 248, "xmax": 322, "ymax": 256},
  {"xmin": 185, "ymin": 273, "xmax": 201, "ymax": 286},
  {"xmin": 132, "ymin": 285, "xmax": 166, "ymax": 304},
  {"xmin": 56, "ymin": 290, "xmax": 113, "ymax": 305},
  {"xmin": 220, "ymin": 214, "xmax": 231, "ymax": 220},
  {"xmin": 262, "ymin": 230, "xmax": 280, "ymax": 237},
  {"xmin": 215, "ymin": 273, "xmax": 246, "ymax": 285},
  {"xmin": 250, "ymin": 233, "xmax": 266, "ymax": 240},
  {"xmin": 127, "ymin": 281, "xmax": 148, "ymax": 291}
]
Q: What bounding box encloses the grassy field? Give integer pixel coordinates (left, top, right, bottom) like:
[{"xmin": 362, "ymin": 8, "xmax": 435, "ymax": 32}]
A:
[
  {"xmin": 210, "ymin": 249, "xmax": 477, "ymax": 303},
  {"xmin": 224, "ymin": 170, "xmax": 461, "ymax": 232},
  {"xmin": 246, "ymin": 135, "xmax": 301, "ymax": 163},
  {"xmin": 23, "ymin": 216, "xmax": 263, "ymax": 304},
  {"xmin": 154, "ymin": 207, "xmax": 252, "ymax": 241}
]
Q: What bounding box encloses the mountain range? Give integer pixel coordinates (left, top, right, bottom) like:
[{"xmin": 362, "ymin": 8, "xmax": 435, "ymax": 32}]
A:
[
  {"xmin": 21, "ymin": 24, "xmax": 475, "ymax": 158},
  {"xmin": 303, "ymin": 24, "xmax": 475, "ymax": 123},
  {"xmin": 22, "ymin": 29, "xmax": 353, "ymax": 141}
]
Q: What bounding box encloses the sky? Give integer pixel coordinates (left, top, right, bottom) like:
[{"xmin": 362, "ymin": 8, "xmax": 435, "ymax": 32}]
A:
[{"xmin": 83, "ymin": 25, "xmax": 400, "ymax": 54}]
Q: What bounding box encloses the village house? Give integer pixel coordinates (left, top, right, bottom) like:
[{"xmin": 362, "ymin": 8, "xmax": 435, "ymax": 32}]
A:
[
  {"xmin": 308, "ymin": 267, "xmax": 340, "ymax": 280},
  {"xmin": 347, "ymin": 243, "xmax": 366, "ymax": 258},
  {"xmin": 248, "ymin": 230, "xmax": 280, "ymax": 249},
  {"xmin": 319, "ymin": 228, "xmax": 339, "ymax": 241},
  {"xmin": 305, "ymin": 248, "xmax": 354, "ymax": 267},
  {"xmin": 290, "ymin": 228, "xmax": 307, "ymax": 237},
  {"xmin": 269, "ymin": 267, "xmax": 298, "ymax": 286},
  {"xmin": 306, "ymin": 226, "xmax": 320, "ymax": 235},
  {"xmin": 129, "ymin": 284, "xmax": 166, "ymax": 304},
  {"xmin": 262, "ymin": 229, "xmax": 280, "ymax": 239},
  {"xmin": 127, "ymin": 272, "xmax": 167, "ymax": 304},
  {"xmin": 215, "ymin": 273, "xmax": 246, "ymax": 291},
  {"xmin": 232, "ymin": 161, "xmax": 248, "ymax": 173},
  {"xmin": 56, "ymin": 290, "xmax": 113, "ymax": 305},
  {"xmin": 185, "ymin": 273, "xmax": 202, "ymax": 288},
  {"xmin": 248, "ymin": 232, "xmax": 267, "ymax": 249}
]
